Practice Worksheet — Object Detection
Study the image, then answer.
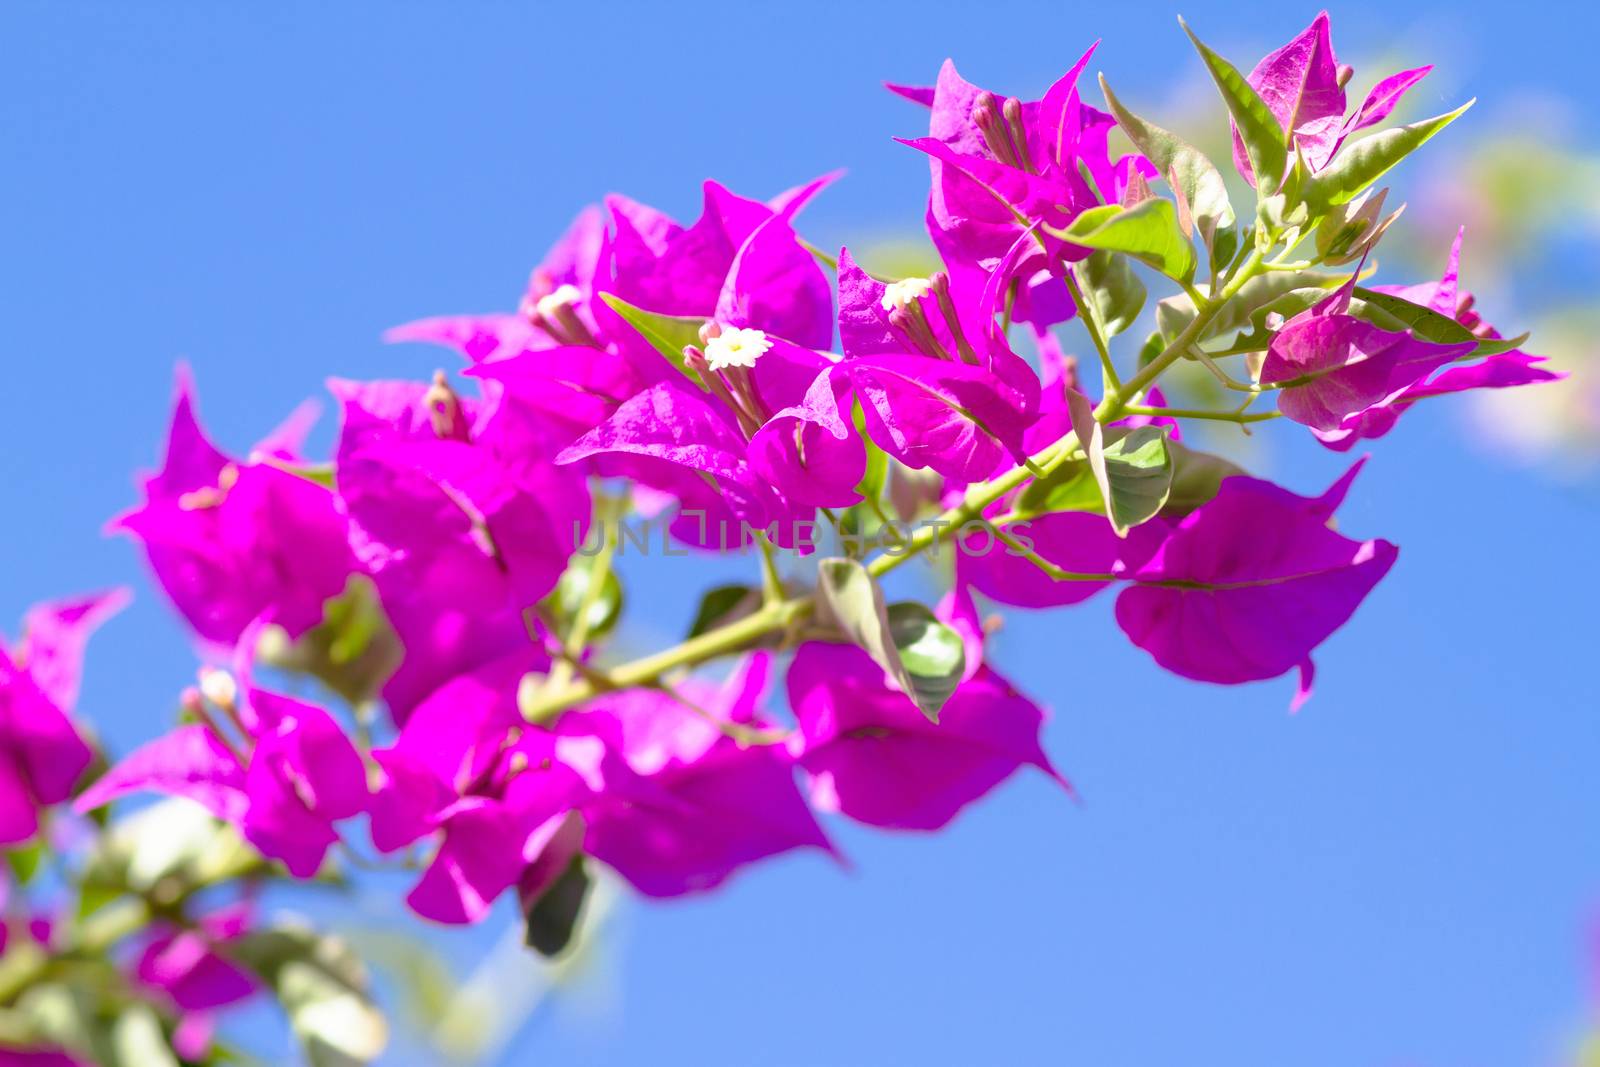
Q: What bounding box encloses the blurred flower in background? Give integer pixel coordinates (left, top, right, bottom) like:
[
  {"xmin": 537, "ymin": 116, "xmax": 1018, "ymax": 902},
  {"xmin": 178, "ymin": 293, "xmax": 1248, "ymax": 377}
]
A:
[{"xmin": 1410, "ymin": 99, "xmax": 1600, "ymax": 477}]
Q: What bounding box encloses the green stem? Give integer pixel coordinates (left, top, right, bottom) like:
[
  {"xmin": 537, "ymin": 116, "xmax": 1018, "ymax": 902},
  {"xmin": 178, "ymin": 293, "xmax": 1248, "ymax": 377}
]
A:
[
  {"xmin": 1197, "ymin": 338, "xmax": 1271, "ymax": 358},
  {"xmin": 756, "ymin": 535, "xmax": 785, "ymax": 605},
  {"xmin": 541, "ymin": 509, "xmax": 618, "ymax": 699},
  {"xmin": 1122, "ymin": 404, "xmax": 1280, "ymax": 424},
  {"xmin": 1063, "ymin": 266, "xmax": 1121, "ymax": 394},
  {"xmin": 1097, "ymin": 247, "xmax": 1266, "ymax": 421},
  {"xmin": 522, "ymin": 598, "xmax": 812, "ymax": 724},
  {"xmin": 860, "ymin": 493, "xmax": 907, "ymax": 546},
  {"xmin": 868, "ymin": 437, "xmax": 1075, "ymax": 581},
  {"xmin": 653, "ymin": 679, "xmax": 791, "ymax": 748},
  {"xmin": 1187, "ymin": 346, "xmax": 1264, "ymax": 393},
  {"xmin": 799, "ymin": 239, "xmax": 839, "ymax": 271},
  {"xmin": 985, "ymin": 521, "xmax": 1117, "ymax": 583}
]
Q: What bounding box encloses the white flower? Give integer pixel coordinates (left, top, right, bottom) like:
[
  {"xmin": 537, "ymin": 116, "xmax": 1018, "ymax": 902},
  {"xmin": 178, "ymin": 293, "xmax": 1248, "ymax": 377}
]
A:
[
  {"xmin": 880, "ymin": 276, "xmax": 933, "ymax": 313},
  {"xmin": 704, "ymin": 326, "xmax": 773, "ymax": 371},
  {"xmin": 533, "ymin": 283, "xmax": 584, "ymax": 319},
  {"xmin": 199, "ymin": 668, "xmax": 238, "ymax": 709}
]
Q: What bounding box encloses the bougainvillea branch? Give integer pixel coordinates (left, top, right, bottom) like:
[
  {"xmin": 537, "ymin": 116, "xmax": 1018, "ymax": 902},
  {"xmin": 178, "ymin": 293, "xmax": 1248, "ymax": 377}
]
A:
[{"xmin": 0, "ymin": 14, "xmax": 1564, "ymax": 1065}]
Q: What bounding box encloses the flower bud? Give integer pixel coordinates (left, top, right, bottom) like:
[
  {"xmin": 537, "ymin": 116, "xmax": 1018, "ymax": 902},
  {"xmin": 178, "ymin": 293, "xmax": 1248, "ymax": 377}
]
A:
[{"xmin": 424, "ymin": 370, "xmax": 471, "ymax": 442}]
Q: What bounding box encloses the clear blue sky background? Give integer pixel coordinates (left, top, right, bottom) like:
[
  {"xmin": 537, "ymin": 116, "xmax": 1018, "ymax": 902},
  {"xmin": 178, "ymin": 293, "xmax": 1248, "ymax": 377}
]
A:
[{"xmin": 3, "ymin": 2, "xmax": 1597, "ymax": 1065}]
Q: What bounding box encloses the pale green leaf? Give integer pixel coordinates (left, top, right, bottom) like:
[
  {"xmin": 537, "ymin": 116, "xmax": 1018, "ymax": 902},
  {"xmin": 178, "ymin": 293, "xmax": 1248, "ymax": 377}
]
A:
[
  {"xmin": 1180, "ymin": 17, "xmax": 1287, "ymax": 195},
  {"xmin": 686, "ymin": 583, "xmax": 761, "ymax": 639},
  {"xmin": 1350, "ymin": 286, "xmax": 1530, "ymax": 358},
  {"xmin": 1351, "ymin": 287, "xmax": 1474, "ymax": 343},
  {"xmin": 597, "ymin": 293, "xmax": 706, "ymax": 387},
  {"xmin": 814, "ymin": 558, "xmax": 964, "ymax": 722},
  {"xmin": 111, "ymin": 1006, "xmax": 178, "ymax": 1067},
  {"xmin": 545, "ymin": 560, "xmax": 624, "ymax": 641},
  {"xmin": 1078, "ymin": 250, "xmax": 1147, "ymax": 337},
  {"xmin": 257, "ymin": 575, "xmax": 401, "ymax": 707},
  {"xmin": 1314, "ymin": 188, "xmax": 1403, "ymax": 264},
  {"xmin": 1163, "ymin": 441, "xmax": 1249, "ymax": 515},
  {"xmin": 1101, "ymin": 74, "xmax": 1236, "ymax": 248},
  {"xmin": 232, "ymin": 926, "xmax": 388, "ymax": 1067},
  {"xmin": 1098, "ymin": 427, "xmax": 1174, "ymax": 533},
  {"xmin": 1050, "ymin": 199, "xmax": 1196, "ymax": 281},
  {"xmin": 1065, "ymin": 392, "xmax": 1173, "ymax": 535},
  {"xmin": 1300, "ymin": 101, "xmax": 1475, "ymax": 211},
  {"xmin": 885, "ymin": 603, "xmax": 966, "ymax": 717},
  {"xmin": 524, "ymin": 854, "xmax": 591, "ymax": 958},
  {"xmin": 1013, "ymin": 457, "xmax": 1102, "ymax": 519}
]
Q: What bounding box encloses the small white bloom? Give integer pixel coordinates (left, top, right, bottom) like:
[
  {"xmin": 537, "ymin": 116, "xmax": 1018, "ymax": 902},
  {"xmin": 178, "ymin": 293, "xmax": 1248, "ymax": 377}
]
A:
[
  {"xmin": 199, "ymin": 668, "xmax": 238, "ymax": 709},
  {"xmin": 533, "ymin": 283, "xmax": 584, "ymax": 319},
  {"xmin": 880, "ymin": 276, "xmax": 933, "ymax": 313},
  {"xmin": 703, "ymin": 326, "xmax": 773, "ymax": 371}
]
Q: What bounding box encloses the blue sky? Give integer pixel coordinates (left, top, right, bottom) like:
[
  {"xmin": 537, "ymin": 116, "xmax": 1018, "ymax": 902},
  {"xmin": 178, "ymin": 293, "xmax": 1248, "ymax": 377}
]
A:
[{"xmin": 3, "ymin": 2, "xmax": 1597, "ymax": 1064}]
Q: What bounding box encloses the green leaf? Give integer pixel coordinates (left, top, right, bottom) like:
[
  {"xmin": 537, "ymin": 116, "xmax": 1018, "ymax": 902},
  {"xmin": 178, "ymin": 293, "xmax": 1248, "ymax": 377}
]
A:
[
  {"xmin": 5, "ymin": 841, "xmax": 43, "ymax": 884},
  {"xmin": 232, "ymin": 926, "xmax": 389, "ymax": 1067},
  {"xmin": 1315, "ymin": 187, "xmax": 1402, "ymax": 264},
  {"xmin": 813, "ymin": 558, "xmax": 965, "ymax": 722},
  {"xmin": 74, "ymin": 879, "xmax": 123, "ymax": 921},
  {"xmin": 1300, "ymin": 101, "xmax": 1474, "ymax": 211},
  {"xmin": 340, "ymin": 931, "xmax": 458, "ymax": 1035},
  {"xmin": 1163, "ymin": 441, "xmax": 1249, "ymax": 515},
  {"xmin": 1136, "ymin": 329, "xmax": 1164, "ymax": 370},
  {"xmin": 1078, "ymin": 250, "xmax": 1147, "ymax": 337},
  {"xmin": 1180, "ymin": 17, "xmax": 1287, "ymax": 195},
  {"xmin": 80, "ymin": 798, "xmax": 255, "ymax": 900},
  {"xmin": 111, "ymin": 1005, "xmax": 179, "ymax": 1067},
  {"xmin": 1099, "ymin": 427, "xmax": 1174, "ymax": 533},
  {"xmin": 1255, "ymin": 190, "xmax": 1310, "ymax": 233},
  {"xmin": 545, "ymin": 559, "xmax": 624, "ymax": 641},
  {"xmin": 1209, "ymin": 223, "xmax": 1242, "ymax": 276},
  {"xmin": 1154, "ymin": 294, "xmax": 1196, "ymax": 344},
  {"xmin": 1065, "ymin": 391, "xmax": 1173, "ymax": 535},
  {"xmin": 686, "ymin": 583, "xmax": 762, "ymax": 639},
  {"xmin": 1249, "ymin": 285, "xmax": 1345, "ymax": 326},
  {"xmin": 851, "ymin": 399, "xmax": 889, "ymax": 501},
  {"xmin": 13, "ymin": 982, "xmax": 118, "ymax": 1066},
  {"xmin": 597, "ymin": 293, "xmax": 706, "ymax": 387},
  {"xmin": 1459, "ymin": 333, "xmax": 1530, "ymax": 359},
  {"xmin": 1013, "ymin": 457, "xmax": 1102, "ymax": 519},
  {"xmin": 523, "ymin": 855, "xmax": 591, "ymax": 958},
  {"xmin": 1348, "ymin": 286, "xmax": 1530, "ymax": 359},
  {"xmin": 1350, "ymin": 287, "xmax": 1474, "ymax": 343},
  {"xmin": 1100, "ymin": 74, "xmax": 1236, "ymax": 249},
  {"xmin": 258, "ymin": 576, "xmax": 401, "ymax": 707},
  {"xmin": 261, "ymin": 458, "xmax": 337, "ymax": 489},
  {"xmin": 1050, "ymin": 200, "xmax": 1196, "ymax": 281},
  {"xmin": 884, "ymin": 602, "xmax": 966, "ymax": 715}
]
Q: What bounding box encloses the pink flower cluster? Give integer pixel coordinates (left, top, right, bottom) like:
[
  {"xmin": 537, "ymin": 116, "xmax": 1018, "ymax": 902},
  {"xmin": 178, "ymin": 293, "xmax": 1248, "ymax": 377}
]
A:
[
  {"xmin": 74, "ymin": 13, "xmax": 1558, "ymax": 924},
  {"xmin": 0, "ymin": 21, "xmax": 1559, "ymax": 1048}
]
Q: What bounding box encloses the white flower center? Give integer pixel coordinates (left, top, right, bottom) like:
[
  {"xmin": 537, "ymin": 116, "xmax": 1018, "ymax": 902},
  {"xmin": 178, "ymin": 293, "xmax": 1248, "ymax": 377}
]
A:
[
  {"xmin": 703, "ymin": 327, "xmax": 772, "ymax": 371},
  {"xmin": 880, "ymin": 277, "xmax": 933, "ymax": 313},
  {"xmin": 534, "ymin": 283, "xmax": 584, "ymax": 319}
]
